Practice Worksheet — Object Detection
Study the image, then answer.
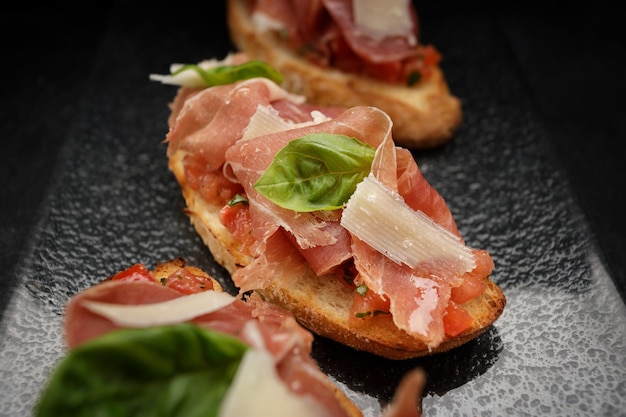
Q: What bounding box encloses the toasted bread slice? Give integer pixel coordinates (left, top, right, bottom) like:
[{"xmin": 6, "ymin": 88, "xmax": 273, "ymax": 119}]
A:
[
  {"xmin": 226, "ymin": 0, "xmax": 463, "ymax": 149},
  {"xmin": 169, "ymin": 151, "xmax": 506, "ymax": 360}
]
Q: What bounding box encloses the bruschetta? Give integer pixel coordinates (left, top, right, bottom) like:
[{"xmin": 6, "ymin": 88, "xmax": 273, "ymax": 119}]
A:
[
  {"xmin": 34, "ymin": 259, "xmax": 425, "ymax": 417},
  {"xmin": 150, "ymin": 55, "xmax": 506, "ymax": 360},
  {"xmin": 226, "ymin": 0, "xmax": 463, "ymax": 149}
]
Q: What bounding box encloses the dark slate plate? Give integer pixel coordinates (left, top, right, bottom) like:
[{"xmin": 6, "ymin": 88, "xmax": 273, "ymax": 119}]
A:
[{"xmin": 1, "ymin": 2, "xmax": 625, "ymax": 417}]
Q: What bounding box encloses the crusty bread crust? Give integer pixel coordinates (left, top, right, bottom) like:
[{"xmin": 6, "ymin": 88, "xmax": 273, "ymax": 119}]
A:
[
  {"xmin": 226, "ymin": 0, "xmax": 463, "ymax": 149},
  {"xmin": 169, "ymin": 150, "xmax": 506, "ymax": 360},
  {"xmin": 150, "ymin": 258, "xmax": 223, "ymax": 293}
]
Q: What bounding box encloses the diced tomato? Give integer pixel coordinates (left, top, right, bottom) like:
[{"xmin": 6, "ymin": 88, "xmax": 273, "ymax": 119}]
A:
[
  {"xmin": 183, "ymin": 153, "xmax": 207, "ymax": 190},
  {"xmin": 329, "ymin": 36, "xmax": 406, "ymax": 84},
  {"xmin": 219, "ymin": 201, "xmax": 256, "ymax": 255},
  {"xmin": 325, "ymin": 36, "xmax": 359, "ymax": 72},
  {"xmin": 451, "ymin": 274, "xmax": 487, "ymax": 304},
  {"xmin": 109, "ymin": 264, "xmax": 156, "ymax": 283},
  {"xmin": 365, "ymin": 60, "xmax": 404, "ymax": 84},
  {"xmin": 326, "ymin": 35, "xmax": 442, "ymax": 85},
  {"xmin": 443, "ymin": 301, "xmax": 473, "ymax": 337},
  {"xmin": 349, "ymin": 286, "xmax": 391, "ymax": 320},
  {"xmin": 421, "ymin": 44, "xmax": 442, "ymax": 68},
  {"xmin": 401, "ymin": 44, "xmax": 442, "ymax": 85},
  {"xmin": 161, "ymin": 267, "xmax": 215, "ymax": 295},
  {"xmin": 183, "ymin": 154, "xmax": 243, "ymax": 206},
  {"xmin": 451, "ymin": 249, "xmax": 493, "ymax": 304}
]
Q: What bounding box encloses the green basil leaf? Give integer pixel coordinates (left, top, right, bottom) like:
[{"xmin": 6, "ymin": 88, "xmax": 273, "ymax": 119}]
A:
[
  {"xmin": 227, "ymin": 193, "xmax": 249, "ymax": 206},
  {"xmin": 173, "ymin": 60, "xmax": 283, "ymax": 87},
  {"xmin": 35, "ymin": 324, "xmax": 248, "ymax": 417},
  {"xmin": 254, "ymin": 133, "xmax": 375, "ymax": 212}
]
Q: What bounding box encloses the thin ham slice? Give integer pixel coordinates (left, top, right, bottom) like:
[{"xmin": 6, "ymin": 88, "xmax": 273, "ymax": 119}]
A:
[
  {"xmin": 167, "ymin": 78, "xmax": 310, "ymax": 171},
  {"xmin": 287, "ymin": 219, "xmax": 353, "ymax": 276},
  {"xmin": 369, "ymin": 123, "xmax": 460, "ymax": 236},
  {"xmin": 349, "ymin": 128, "xmax": 466, "ymax": 347},
  {"xmin": 224, "ymin": 106, "xmax": 393, "ymax": 282},
  {"xmin": 166, "ymin": 77, "xmax": 344, "ymax": 171},
  {"xmin": 64, "ymin": 280, "xmax": 314, "ymax": 359},
  {"xmin": 232, "ymin": 229, "xmax": 310, "ymax": 293},
  {"xmin": 395, "ymin": 148, "xmax": 460, "ymax": 236},
  {"xmin": 252, "ymin": 0, "xmax": 419, "ymax": 64},
  {"xmin": 351, "ymin": 237, "xmax": 453, "ymax": 348},
  {"xmin": 320, "ymin": 0, "xmax": 419, "ymax": 63},
  {"xmin": 222, "ymin": 103, "xmax": 481, "ymax": 346},
  {"xmin": 64, "ymin": 279, "xmax": 352, "ymax": 417},
  {"xmin": 168, "ymin": 73, "xmax": 490, "ymax": 348}
]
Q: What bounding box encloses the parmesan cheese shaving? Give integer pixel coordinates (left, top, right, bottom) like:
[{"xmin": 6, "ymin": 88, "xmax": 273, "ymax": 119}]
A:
[
  {"xmin": 218, "ymin": 349, "xmax": 326, "ymax": 417},
  {"xmin": 242, "ymin": 105, "xmax": 294, "ymax": 140},
  {"xmin": 341, "ymin": 175, "xmax": 476, "ymax": 274},
  {"xmin": 352, "ymin": 0, "xmax": 416, "ymax": 44},
  {"xmin": 81, "ymin": 291, "xmax": 236, "ymax": 328},
  {"xmin": 242, "ymin": 105, "xmax": 333, "ymax": 140}
]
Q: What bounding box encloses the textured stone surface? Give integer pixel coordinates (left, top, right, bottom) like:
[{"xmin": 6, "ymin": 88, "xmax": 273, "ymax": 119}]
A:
[{"xmin": 1, "ymin": 2, "xmax": 625, "ymax": 417}]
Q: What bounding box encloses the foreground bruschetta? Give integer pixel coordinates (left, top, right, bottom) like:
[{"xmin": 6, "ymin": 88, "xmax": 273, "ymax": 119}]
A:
[{"xmin": 35, "ymin": 259, "xmax": 425, "ymax": 417}]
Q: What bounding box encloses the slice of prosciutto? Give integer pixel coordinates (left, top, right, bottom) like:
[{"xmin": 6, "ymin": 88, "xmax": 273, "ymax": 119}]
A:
[
  {"xmin": 167, "ymin": 75, "xmax": 493, "ymax": 350},
  {"xmin": 64, "ymin": 279, "xmax": 351, "ymax": 417},
  {"xmin": 249, "ymin": 0, "xmax": 435, "ymax": 84},
  {"xmin": 64, "ymin": 275, "xmax": 425, "ymax": 416},
  {"xmin": 223, "ymin": 106, "xmax": 394, "ymax": 289},
  {"xmin": 222, "ymin": 103, "xmax": 488, "ymax": 347},
  {"xmin": 166, "ymin": 77, "xmax": 344, "ymax": 171}
]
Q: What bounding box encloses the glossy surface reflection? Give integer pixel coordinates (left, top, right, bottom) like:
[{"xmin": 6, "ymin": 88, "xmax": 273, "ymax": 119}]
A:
[{"xmin": 1, "ymin": 2, "xmax": 625, "ymax": 417}]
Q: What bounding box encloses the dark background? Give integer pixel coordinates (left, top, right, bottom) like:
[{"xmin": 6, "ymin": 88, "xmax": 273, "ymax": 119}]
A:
[
  {"xmin": 1, "ymin": 3, "xmax": 625, "ymax": 416},
  {"xmin": 2, "ymin": 4, "xmax": 624, "ymax": 308}
]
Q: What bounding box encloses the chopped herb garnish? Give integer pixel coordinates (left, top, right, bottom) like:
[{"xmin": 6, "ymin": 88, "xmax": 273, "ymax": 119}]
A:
[
  {"xmin": 408, "ymin": 71, "xmax": 421, "ymax": 86},
  {"xmin": 228, "ymin": 194, "xmax": 249, "ymax": 206},
  {"xmin": 356, "ymin": 285, "xmax": 368, "ymax": 296},
  {"xmin": 172, "ymin": 60, "xmax": 283, "ymax": 87},
  {"xmin": 354, "ymin": 309, "xmax": 389, "ymax": 319}
]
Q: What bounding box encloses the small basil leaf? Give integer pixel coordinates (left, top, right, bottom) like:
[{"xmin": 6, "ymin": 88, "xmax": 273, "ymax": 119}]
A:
[
  {"xmin": 173, "ymin": 60, "xmax": 283, "ymax": 87},
  {"xmin": 254, "ymin": 133, "xmax": 375, "ymax": 212},
  {"xmin": 227, "ymin": 193, "xmax": 249, "ymax": 206},
  {"xmin": 35, "ymin": 324, "xmax": 248, "ymax": 417}
]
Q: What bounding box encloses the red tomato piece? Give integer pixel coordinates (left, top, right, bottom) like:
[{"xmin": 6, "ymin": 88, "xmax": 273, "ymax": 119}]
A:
[
  {"xmin": 443, "ymin": 301, "xmax": 473, "ymax": 337},
  {"xmin": 183, "ymin": 154, "xmax": 243, "ymax": 206},
  {"xmin": 349, "ymin": 286, "xmax": 391, "ymax": 320},
  {"xmin": 162, "ymin": 267, "xmax": 215, "ymax": 295},
  {"xmin": 219, "ymin": 202, "xmax": 256, "ymax": 255},
  {"xmin": 421, "ymin": 45, "xmax": 442, "ymax": 68},
  {"xmin": 451, "ymin": 274, "xmax": 487, "ymax": 304},
  {"xmin": 109, "ymin": 264, "xmax": 156, "ymax": 283},
  {"xmin": 451, "ymin": 249, "xmax": 493, "ymax": 304}
]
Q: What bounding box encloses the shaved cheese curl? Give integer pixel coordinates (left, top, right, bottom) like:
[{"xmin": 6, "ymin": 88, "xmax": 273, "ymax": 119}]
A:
[
  {"xmin": 341, "ymin": 175, "xmax": 475, "ymax": 274},
  {"xmin": 81, "ymin": 291, "xmax": 236, "ymax": 328}
]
